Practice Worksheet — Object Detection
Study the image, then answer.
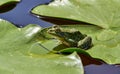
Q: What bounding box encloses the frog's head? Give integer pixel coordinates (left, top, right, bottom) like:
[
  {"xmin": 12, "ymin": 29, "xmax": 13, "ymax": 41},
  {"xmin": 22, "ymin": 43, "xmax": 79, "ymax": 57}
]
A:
[
  {"xmin": 47, "ymin": 25, "xmax": 63, "ymax": 38},
  {"xmin": 47, "ymin": 25, "xmax": 74, "ymax": 46}
]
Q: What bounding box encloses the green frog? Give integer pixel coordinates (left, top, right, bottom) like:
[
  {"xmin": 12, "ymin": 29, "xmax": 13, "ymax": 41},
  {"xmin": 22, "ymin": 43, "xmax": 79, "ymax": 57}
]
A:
[{"xmin": 48, "ymin": 25, "xmax": 93, "ymax": 50}]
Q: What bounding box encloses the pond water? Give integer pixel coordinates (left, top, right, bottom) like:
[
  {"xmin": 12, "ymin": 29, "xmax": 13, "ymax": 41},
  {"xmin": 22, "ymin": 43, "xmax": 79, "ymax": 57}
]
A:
[
  {"xmin": 0, "ymin": 0, "xmax": 120, "ymax": 74},
  {"xmin": 79, "ymin": 54, "xmax": 120, "ymax": 74},
  {"xmin": 0, "ymin": 0, "xmax": 53, "ymax": 28}
]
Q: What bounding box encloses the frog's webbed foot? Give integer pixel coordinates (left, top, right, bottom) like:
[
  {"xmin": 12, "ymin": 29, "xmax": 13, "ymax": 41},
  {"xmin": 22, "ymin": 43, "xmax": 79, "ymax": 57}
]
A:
[{"xmin": 78, "ymin": 36, "xmax": 93, "ymax": 50}]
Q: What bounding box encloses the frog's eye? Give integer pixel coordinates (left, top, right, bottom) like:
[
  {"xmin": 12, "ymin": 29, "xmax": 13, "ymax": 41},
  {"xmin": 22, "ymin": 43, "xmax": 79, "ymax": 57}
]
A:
[
  {"xmin": 48, "ymin": 29, "xmax": 54, "ymax": 33},
  {"xmin": 52, "ymin": 25, "xmax": 61, "ymax": 32},
  {"xmin": 53, "ymin": 25, "xmax": 59, "ymax": 28}
]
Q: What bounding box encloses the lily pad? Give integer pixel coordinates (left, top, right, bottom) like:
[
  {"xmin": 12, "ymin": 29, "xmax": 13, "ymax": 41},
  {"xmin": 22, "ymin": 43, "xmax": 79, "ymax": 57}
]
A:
[
  {"xmin": 32, "ymin": 0, "xmax": 120, "ymax": 64},
  {"xmin": 0, "ymin": 0, "xmax": 19, "ymax": 5},
  {"xmin": 0, "ymin": 19, "xmax": 84, "ymax": 74},
  {"xmin": 51, "ymin": 25, "xmax": 120, "ymax": 64},
  {"xmin": 0, "ymin": 52, "xmax": 84, "ymax": 74},
  {"xmin": 0, "ymin": 19, "xmax": 49, "ymax": 55},
  {"xmin": 32, "ymin": 0, "xmax": 120, "ymax": 28}
]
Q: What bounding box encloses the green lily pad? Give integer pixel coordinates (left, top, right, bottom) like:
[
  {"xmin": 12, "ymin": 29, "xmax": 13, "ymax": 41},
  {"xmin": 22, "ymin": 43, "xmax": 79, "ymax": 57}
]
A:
[
  {"xmin": 32, "ymin": 0, "xmax": 120, "ymax": 64},
  {"xmin": 55, "ymin": 25, "xmax": 120, "ymax": 64},
  {"xmin": 0, "ymin": 19, "xmax": 84, "ymax": 74},
  {"xmin": 0, "ymin": 19, "xmax": 49, "ymax": 55},
  {"xmin": 0, "ymin": 52, "xmax": 84, "ymax": 74},
  {"xmin": 32, "ymin": 0, "xmax": 120, "ymax": 28},
  {"xmin": 0, "ymin": 0, "xmax": 19, "ymax": 5},
  {"xmin": 0, "ymin": 54, "xmax": 84, "ymax": 74}
]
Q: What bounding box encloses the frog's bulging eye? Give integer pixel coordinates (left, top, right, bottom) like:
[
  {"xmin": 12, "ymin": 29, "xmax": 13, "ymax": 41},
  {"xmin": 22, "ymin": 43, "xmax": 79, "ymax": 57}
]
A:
[
  {"xmin": 47, "ymin": 29, "xmax": 54, "ymax": 33},
  {"xmin": 51, "ymin": 26, "xmax": 61, "ymax": 32},
  {"xmin": 53, "ymin": 25, "xmax": 61, "ymax": 29},
  {"xmin": 53, "ymin": 25, "xmax": 59, "ymax": 28}
]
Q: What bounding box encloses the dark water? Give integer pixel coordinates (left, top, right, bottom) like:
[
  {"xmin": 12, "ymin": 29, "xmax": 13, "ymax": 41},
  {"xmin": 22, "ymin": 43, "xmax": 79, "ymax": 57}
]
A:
[
  {"xmin": 0, "ymin": 0, "xmax": 53, "ymax": 28},
  {"xmin": 0, "ymin": 0, "xmax": 120, "ymax": 74},
  {"xmin": 84, "ymin": 64, "xmax": 120, "ymax": 74},
  {"xmin": 79, "ymin": 54, "xmax": 120, "ymax": 74}
]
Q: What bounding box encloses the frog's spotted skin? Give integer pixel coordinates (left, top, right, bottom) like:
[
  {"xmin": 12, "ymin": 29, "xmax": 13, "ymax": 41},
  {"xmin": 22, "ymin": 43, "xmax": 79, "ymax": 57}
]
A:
[
  {"xmin": 78, "ymin": 36, "xmax": 92, "ymax": 50},
  {"xmin": 48, "ymin": 25, "xmax": 93, "ymax": 50}
]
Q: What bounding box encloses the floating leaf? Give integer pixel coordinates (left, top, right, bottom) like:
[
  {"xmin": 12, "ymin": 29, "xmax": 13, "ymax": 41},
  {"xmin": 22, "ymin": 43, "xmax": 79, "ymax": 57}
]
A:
[
  {"xmin": 0, "ymin": 19, "xmax": 49, "ymax": 55},
  {"xmin": 0, "ymin": 19, "xmax": 84, "ymax": 74},
  {"xmin": 32, "ymin": 0, "xmax": 120, "ymax": 28},
  {"xmin": 32, "ymin": 0, "xmax": 120, "ymax": 64},
  {"xmin": 56, "ymin": 25, "xmax": 120, "ymax": 64},
  {"xmin": 0, "ymin": 0, "xmax": 19, "ymax": 5}
]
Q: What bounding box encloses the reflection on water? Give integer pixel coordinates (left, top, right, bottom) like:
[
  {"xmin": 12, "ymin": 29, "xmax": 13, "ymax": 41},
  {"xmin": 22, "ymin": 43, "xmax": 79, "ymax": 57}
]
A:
[{"xmin": 0, "ymin": 0, "xmax": 120, "ymax": 74}]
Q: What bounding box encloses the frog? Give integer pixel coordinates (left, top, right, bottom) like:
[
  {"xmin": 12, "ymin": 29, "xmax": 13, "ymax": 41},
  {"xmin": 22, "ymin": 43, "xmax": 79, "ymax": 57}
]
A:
[{"xmin": 47, "ymin": 25, "xmax": 93, "ymax": 50}]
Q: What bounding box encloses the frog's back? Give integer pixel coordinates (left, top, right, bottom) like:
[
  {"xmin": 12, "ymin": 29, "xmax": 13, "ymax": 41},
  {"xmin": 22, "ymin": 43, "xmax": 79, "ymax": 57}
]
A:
[{"xmin": 70, "ymin": 31, "xmax": 86, "ymax": 41}]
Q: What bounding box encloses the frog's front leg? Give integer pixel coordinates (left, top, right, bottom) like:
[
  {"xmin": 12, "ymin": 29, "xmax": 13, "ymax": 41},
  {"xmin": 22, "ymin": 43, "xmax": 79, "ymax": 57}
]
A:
[{"xmin": 78, "ymin": 36, "xmax": 92, "ymax": 50}]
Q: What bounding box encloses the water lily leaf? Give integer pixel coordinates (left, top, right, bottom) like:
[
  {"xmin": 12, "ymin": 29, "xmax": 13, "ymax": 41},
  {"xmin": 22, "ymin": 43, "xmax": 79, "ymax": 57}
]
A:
[
  {"xmin": 0, "ymin": 0, "xmax": 19, "ymax": 5},
  {"xmin": 0, "ymin": 52, "xmax": 84, "ymax": 74},
  {"xmin": 0, "ymin": 19, "xmax": 49, "ymax": 55},
  {"xmin": 54, "ymin": 25, "xmax": 120, "ymax": 64},
  {"xmin": 32, "ymin": 0, "xmax": 120, "ymax": 64},
  {"xmin": 32, "ymin": 0, "xmax": 120, "ymax": 28},
  {"xmin": 0, "ymin": 19, "xmax": 84, "ymax": 74}
]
